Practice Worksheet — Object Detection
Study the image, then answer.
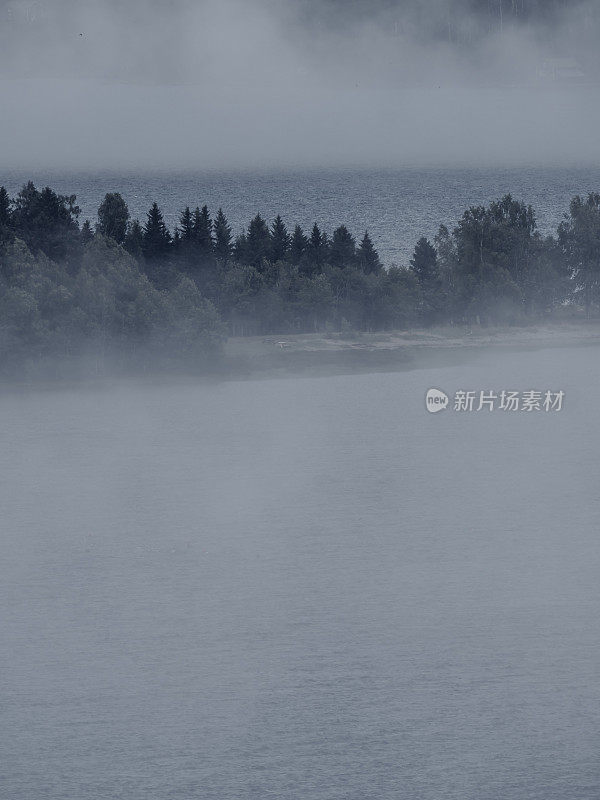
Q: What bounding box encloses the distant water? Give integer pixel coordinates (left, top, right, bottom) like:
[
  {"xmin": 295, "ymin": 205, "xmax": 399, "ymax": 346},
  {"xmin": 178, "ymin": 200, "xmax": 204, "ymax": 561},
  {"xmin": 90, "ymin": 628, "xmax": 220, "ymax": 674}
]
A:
[
  {"xmin": 2, "ymin": 345, "xmax": 600, "ymax": 799},
  {"xmin": 3, "ymin": 166, "xmax": 600, "ymax": 265}
]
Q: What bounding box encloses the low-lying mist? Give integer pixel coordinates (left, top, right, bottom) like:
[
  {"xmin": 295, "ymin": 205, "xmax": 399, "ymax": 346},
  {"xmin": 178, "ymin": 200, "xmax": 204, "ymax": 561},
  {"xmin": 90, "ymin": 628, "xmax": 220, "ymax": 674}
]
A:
[{"xmin": 1, "ymin": 0, "xmax": 599, "ymax": 169}]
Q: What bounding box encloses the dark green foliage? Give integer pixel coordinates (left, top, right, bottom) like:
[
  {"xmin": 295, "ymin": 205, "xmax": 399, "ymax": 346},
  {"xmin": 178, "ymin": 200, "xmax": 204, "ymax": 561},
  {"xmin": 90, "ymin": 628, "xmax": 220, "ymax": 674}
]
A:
[
  {"xmin": 213, "ymin": 208, "xmax": 233, "ymax": 263},
  {"xmin": 124, "ymin": 220, "xmax": 144, "ymax": 260},
  {"xmin": 290, "ymin": 225, "xmax": 309, "ymax": 266},
  {"xmin": 142, "ymin": 202, "xmax": 172, "ymax": 261},
  {"xmin": 0, "ymin": 234, "xmax": 224, "ymax": 376},
  {"xmin": 97, "ymin": 192, "xmax": 129, "ymax": 244},
  {"xmin": 178, "ymin": 206, "xmax": 194, "ymax": 242},
  {"xmin": 330, "ymin": 225, "xmax": 356, "ymax": 268},
  {"xmin": 410, "ymin": 237, "xmax": 438, "ymax": 284},
  {"xmin": 357, "ymin": 231, "xmax": 382, "ymax": 274},
  {"xmin": 307, "ymin": 223, "xmax": 328, "ymax": 268},
  {"xmin": 410, "ymin": 236, "xmax": 444, "ymax": 323},
  {"xmin": 193, "ymin": 205, "xmax": 213, "ymax": 257},
  {"xmin": 447, "ymin": 195, "xmax": 543, "ymax": 323},
  {"xmin": 270, "ymin": 215, "xmax": 290, "ymax": 263},
  {"xmin": 0, "ymin": 179, "xmax": 588, "ymax": 376},
  {"xmin": 11, "ymin": 182, "xmax": 81, "ymax": 264},
  {"xmin": 234, "ymin": 233, "xmax": 248, "ymax": 264},
  {"xmin": 174, "ymin": 207, "xmax": 194, "ymax": 268},
  {"xmin": 240, "ymin": 214, "xmax": 271, "ymax": 269}
]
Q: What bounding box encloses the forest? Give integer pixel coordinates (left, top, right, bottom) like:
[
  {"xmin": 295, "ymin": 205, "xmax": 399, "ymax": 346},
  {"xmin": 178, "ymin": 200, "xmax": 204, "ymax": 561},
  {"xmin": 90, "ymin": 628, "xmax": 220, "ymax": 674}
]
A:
[{"xmin": 1, "ymin": 180, "xmax": 599, "ymax": 376}]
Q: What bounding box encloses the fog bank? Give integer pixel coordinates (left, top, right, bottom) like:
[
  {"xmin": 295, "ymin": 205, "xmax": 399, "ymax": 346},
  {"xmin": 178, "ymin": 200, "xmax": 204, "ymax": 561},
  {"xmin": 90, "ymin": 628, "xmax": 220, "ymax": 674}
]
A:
[{"xmin": 1, "ymin": 0, "xmax": 599, "ymax": 169}]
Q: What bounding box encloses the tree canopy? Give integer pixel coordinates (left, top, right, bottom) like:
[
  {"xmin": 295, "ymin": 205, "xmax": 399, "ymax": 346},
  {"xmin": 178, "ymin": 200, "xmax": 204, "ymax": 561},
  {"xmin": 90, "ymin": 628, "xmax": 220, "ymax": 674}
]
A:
[{"xmin": 0, "ymin": 181, "xmax": 594, "ymax": 376}]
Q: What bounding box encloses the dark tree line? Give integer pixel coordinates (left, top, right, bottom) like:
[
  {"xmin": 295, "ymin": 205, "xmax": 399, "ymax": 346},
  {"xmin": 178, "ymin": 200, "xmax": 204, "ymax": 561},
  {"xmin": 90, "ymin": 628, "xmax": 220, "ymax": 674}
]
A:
[
  {"xmin": 0, "ymin": 183, "xmax": 224, "ymax": 376},
  {"xmin": 115, "ymin": 197, "xmax": 389, "ymax": 335},
  {"xmin": 1, "ymin": 180, "xmax": 600, "ymax": 375}
]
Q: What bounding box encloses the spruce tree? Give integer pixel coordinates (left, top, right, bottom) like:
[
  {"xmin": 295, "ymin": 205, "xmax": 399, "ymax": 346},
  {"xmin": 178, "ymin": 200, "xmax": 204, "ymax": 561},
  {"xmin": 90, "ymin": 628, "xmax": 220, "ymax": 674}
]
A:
[
  {"xmin": 192, "ymin": 205, "xmax": 213, "ymax": 258},
  {"xmin": 270, "ymin": 215, "xmax": 290, "ymax": 262},
  {"xmin": 142, "ymin": 202, "xmax": 172, "ymax": 260},
  {"xmin": 234, "ymin": 233, "xmax": 248, "ymax": 264},
  {"xmin": 308, "ymin": 223, "xmax": 327, "ymax": 267},
  {"xmin": 173, "ymin": 207, "xmax": 195, "ymax": 269},
  {"xmin": 410, "ymin": 237, "xmax": 439, "ymax": 286},
  {"xmin": 124, "ymin": 220, "xmax": 144, "ymax": 260},
  {"xmin": 329, "ymin": 225, "xmax": 356, "ymax": 268},
  {"xmin": 213, "ymin": 208, "xmax": 232, "ymax": 262},
  {"xmin": 357, "ymin": 231, "xmax": 382, "ymax": 274},
  {"xmin": 245, "ymin": 214, "xmax": 271, "ymax": 268},
  {"xmin": 178, "ymin": 206, "xmax": 194, "ymax": 242},
  {"xmin": 290, "ymin": 224, "xmax": 308, "ymax": 265},
  {"xmin": 172, "ymin": 228, "xmax": 181, "ymax": 251}
]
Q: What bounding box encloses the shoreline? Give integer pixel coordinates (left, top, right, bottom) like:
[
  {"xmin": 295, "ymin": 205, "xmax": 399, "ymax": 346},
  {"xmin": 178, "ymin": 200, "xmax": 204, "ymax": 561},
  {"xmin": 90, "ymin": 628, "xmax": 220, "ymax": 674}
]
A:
[
  {"xmin": 2, "ymin": 321, "xmax": 600, "ymax": 391},
  {"xmin": 220, "ymin": 321, "xmax": 600, "ymax": 380}
]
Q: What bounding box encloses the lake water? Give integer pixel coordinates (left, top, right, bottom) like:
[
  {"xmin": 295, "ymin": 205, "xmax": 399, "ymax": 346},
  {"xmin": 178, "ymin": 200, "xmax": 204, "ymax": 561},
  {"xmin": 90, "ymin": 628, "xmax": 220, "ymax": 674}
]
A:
[
  {"xmin": 2, "ymin": 345, "xmax": 599, "ymax": 799},
  {"xmin": 4, "ymin": 166, "xmax": 600, "ymax": 265}
]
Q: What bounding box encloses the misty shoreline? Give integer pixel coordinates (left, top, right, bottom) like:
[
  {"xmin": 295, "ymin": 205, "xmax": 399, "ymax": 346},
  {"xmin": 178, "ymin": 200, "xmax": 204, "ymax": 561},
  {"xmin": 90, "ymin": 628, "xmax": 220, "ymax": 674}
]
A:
[
  {"xmin": 3, "ymin": 321, "xmax": 600, "ymax": 391},
  {"xmin": 221, "ymin": 321, "xmax": 600, "ymax": 379}
]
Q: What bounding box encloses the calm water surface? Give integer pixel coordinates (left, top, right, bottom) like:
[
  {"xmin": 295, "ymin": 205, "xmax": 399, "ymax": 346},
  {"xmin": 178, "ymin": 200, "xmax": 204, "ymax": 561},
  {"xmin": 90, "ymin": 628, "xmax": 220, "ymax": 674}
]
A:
[{"xmin": 2, "ymin": 345, "xmax": 600, "ymax": 799}]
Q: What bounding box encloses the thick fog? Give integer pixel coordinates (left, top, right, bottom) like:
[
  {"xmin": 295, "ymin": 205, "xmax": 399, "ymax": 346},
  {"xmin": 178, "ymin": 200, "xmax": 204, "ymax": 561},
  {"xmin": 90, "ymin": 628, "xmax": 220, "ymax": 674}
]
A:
[{"xmin": 1, "ymin": 0, "xmax": 599, "ymax": 169}]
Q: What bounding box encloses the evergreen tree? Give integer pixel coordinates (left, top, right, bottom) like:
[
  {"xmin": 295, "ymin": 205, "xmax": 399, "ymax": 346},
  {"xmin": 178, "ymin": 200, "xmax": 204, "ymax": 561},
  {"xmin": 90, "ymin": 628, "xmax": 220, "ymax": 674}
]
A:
[
  {"xmin": 97, "ymin": 192, "xmax": 129, "ymax": 244},
  {"xmin": 290, "ymin": 224, "xmax": 308, "ymax": 265},
  {"xmin": 244, "ymin": 214, "xmax": 271, "ymax": 268},
  {"xmin": 307, "ymin": 223, "xmax": 327, "ymax": 267},
  {"xmin": 192, "ymin": 205, "xmax": 213, "ymax": 258},
  {"xmin": 174, "ymin": 207, "xmax": 195, "ymax": 268},
  {"xmin": 321, "ymin": 231, "xmax": 330, "ymax": 261},
  {"xmin": 410, "ymin": 237, "xmax": 438, "ymax": 284},
  {"xmin": 234, "ymin": 233, "xmax": 248, "ymax": 264},
  {"xmin": 357, "ymin": 231, "xmax": 382, "ymax": 274},
  {"xmin": 142, "ymin": 202, "xmax": 172, "ymax": 261},
  {"xmin": 270, "ymin": 215, "xmax": 290, "ymax": 262},
  {"xmin": 410, "ymin": 236, "xmax": 445, "ymax": 324},
  {"xmin": 0, "ymin": 186, "xmax": 12, "ymax": 245},
  {"xmin": 172, "ymin": 228, "xmax": 181, "ymax": 251},
  {"xmin": 213, "ymin": 208, "xmax": 233, "ymax": 263},
  {"xmin": 329, "ymin": 225, "xmax": 356, "ymax": 268},
  {"xmin": 124, "ymin": 220, "xmax": 144, "ymax": 260},
  {"xmin": 178, "ymin": 206, "xmax": 194, "ymax": 242}
]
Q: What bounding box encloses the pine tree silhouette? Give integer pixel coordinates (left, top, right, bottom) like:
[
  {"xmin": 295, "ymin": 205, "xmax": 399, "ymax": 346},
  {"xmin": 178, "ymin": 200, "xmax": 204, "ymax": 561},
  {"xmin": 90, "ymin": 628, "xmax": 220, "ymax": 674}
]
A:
[
  {"xmin": 143, "ymin": 202, "xmax": 172, "ymax": 260},
  {"xmin": 357, "ymin": 231, "xmax": 382, "ymax": 274},
  {"xmin": 214, "ymin": 208, "xmax": 233, "ymax": 262}
]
